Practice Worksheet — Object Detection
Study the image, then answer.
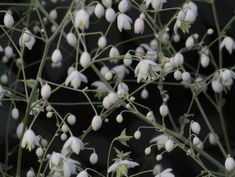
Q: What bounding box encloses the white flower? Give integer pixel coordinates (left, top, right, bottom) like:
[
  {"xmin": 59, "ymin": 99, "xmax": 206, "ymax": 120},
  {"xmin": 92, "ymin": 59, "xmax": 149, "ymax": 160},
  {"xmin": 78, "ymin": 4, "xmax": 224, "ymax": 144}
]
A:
[
  {"xmin": 77, "ymin": 171, "xmax": 88, "ymax": 177},
  {"xmin": 108, "ymin": 159, "xmax": 139, "ymax": 173},
  {"xmin": 112, "ymin": 65, "xmax": 129, "ymax": 80},
  {"xmin": 225, "ymin": 156, "xmax": 235, "ymax": 171},
  {"xmin": 103, "ymin": 92, "xmax": 119, "ymax": 109},
  {"xmin": 220, "ymin": 36, "xmax": 235, "ymax": 54},
  {"xmin": 80, "ymin": 51, "xmax": 91, "ymax": 68},
  {"xmin": 155, "ymin": 168, "xmax": 175, "ymax": 177},
  {"xmin": 95, "ymin": 3, "xmax": 105, "ymax": 18},
  {"xmin": 65, "ymin": 70, "xmax": 88, "ymax": 89},
  {"xmin": 75, "ymin": 9, "xmax": 89, "ymax": 30},
  {"xmin": 19, "ymin": 29, "xmax": 36, "ymax": 50},
  {"xmin": 92, "ymin": 81, "xmax": 110, "ymax": 93},
  {"xmin": 66, "ymin": 32, "xmax": 77, "ymax": 47},
  {"xmin": 11, "ymin": 107, "xmax": 19, "ymax": 120},
  {"xmin": 105, "ymin": 8, "xmax": 116, "ymax": 23},
  {"xmin": 134, "ymin": 17, "xmax": 145, "ymax": 34},
  {"xmin": 151, "ymin": 0, "xmax": 167, "ymax": 11},
  {"xmin": 21, "ymin": 129, "xmax": 36, "ymax": 151},
  {"xmin": 117, "ymin": 13, "xmax": 132, "ymax": 32},
  {"xmin": 102, "ymin": 0, "xmax": 112, "ymax": 8},
  {"xmin": 26, "ymin": 168, "xmax": 36, "ymax": 177},
  {"xmin": 117, "ymin": 82, "xmax": 129, "ymax": 97},
  {"xmin": 90, "ymin": 152, "xmax": 98, "ymax": 164},
  {"xmin": 185, "ymin": 35, "xmax": 194, "ymax": 49},
  {"xmin": 91, "ymin": 115, "xmax": 103, "ymax": 131},
  {"xmin": 98, "ymin": 36, "xmax": 107, "ymax": 49},
  {"xmin": 118, "ymin": 0, "xmax": 129, "ymax": 13},
  {"xmin": 134, "ymin": 59, "xmax": 161, "ymax": 83},
  {"xmin": 109, "ymin": 47, "xmax": 120, "ymax": 63},
  {"xmin": 41, "ymin": 84, "xmax": 51, "ymax": 99},
  {"xmin": 61, "ymin": 136, "xmax": 84, "ymax": 156},
  {"xmin": 51, "ymin": 49, "xmax": 62, "ymax": 64},
  {"xmin": 4, "ymin": 12, "xmax": 14, "ymax": 27},
  {"xmin": 150, "ymin": 134, "xmax": 169, "ymax": 150}
]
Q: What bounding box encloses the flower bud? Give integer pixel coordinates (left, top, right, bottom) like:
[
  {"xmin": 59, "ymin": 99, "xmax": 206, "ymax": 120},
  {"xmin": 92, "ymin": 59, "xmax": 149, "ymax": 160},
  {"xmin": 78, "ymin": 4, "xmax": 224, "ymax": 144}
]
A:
[
  {"xmin": 134, "ymin": 17, "xmax": 145, "ymax": 34},
  {"xmin": 212, "ymin": 80, "xmax": 223, "ymax": 93},
  {"xmin": 4, "ymin": 46, "xmax": 13, "ymax": 58},
  {"xmin": 95, "ymin": 3, "xmax": 105, "ymax": 18},
  {"xmin": 4, "ymin": 12, "xmax": 14, "ymax": 27},
  {"xmin": 105, "ymin": 8, "xmax": 116, "ymax": 23},
  {"xmin": 77, "ymin": 171, "xmax": 88, "ymax": 177},
  {"xmin": 118, "ymin": 0, "xmax": 129, "ymax": 13},
  {"xmin": 116, "ymin": 114, "xmax": 123, "ymax": 123},
  {"xmin": 165, "ymin": 139, "xmax": 174, "ymax": 152},
  {"xmin": 66, "ymin": 32, "xmax": 77, "ymax": 47},
  {"xmin": 91, "ymin": 115, "xmax": 102, "ymax": 131},
  {"xmin": 98, "ymin": 36, "xmax": 107, "ymax": 49},
  {"xmin": 90, "ymin": 152, "xmax": 98, "ymax": 164},
  {"xmin": 123, "ymin": 53, "xmax": 132, "ymax": 66},
  {"xmin": 191, "ymin": 121, "xmax": 201, "ymax": 134},
  {"xmin": 145, "ymin": 147, "xmax": 151, "ymax": 155},
  {"xmin": 49, "ymin": 9, "xmax": 58, "ymax": 20},
  {"xmin": 225, "ymin": 156, "xmax": 235, "ymax": 171},
  {"xmin": 80, "ymin": 51, "xmax": 91, "ymax": 68},
  {"xmin": 36, "ymin": 147, "xmax": 44, "ymax": 157},
  {"xmin": 173, "ymin": 70, "xmax": 182, "ymax": 81},
  {"xmin": 67, "ymin": 114, "xmax": 77, "ymax": 125},
  {"xmin": 173, "ymin": 53, "xmax": 184, "ymax": 66},
  {"xmin": 185, "ymin": 36, "xmax": 194, "ymax": 49},
  {"xmin": 134, "ymin": 130, "xmax": 141, "ymax": 139},
  {"xmin": 12, "ymin": 107, "xmax": 19, "ymax": 120},
  {"xmin": 159, "ymin": 104, "xmax": 168, "ymax": 117},
  {"xmin": 193, "ymin": 136, "xmax": 200, "ymax": 145},
  {"xmin": 200, "ymin": 54, "xmax": 210, "ymax": 68},
  {"xmin": 51, "ymin": 49, "xmax": 62, "ymax": 63},
  {"xmin": 41, "ymin": 84, "xmax": 51, "ymax": 99},
  {"xmin": 141, "ymin": 88, "xmax": 149, "ymax": 99},
  {"xmin": 182, "ymin": 72, "xmax": 191, "ymax": 81},
  {"xmin": 156, "ymin": 154, "xmax": 163, "ymax": 161}
]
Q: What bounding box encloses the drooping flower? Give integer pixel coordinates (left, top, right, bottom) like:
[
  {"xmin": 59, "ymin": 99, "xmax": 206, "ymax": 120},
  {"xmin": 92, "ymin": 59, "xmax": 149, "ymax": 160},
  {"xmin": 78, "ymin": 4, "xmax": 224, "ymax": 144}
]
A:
[
  {"xmin": 117, "ymin": 13, "xmax": 132, "ymax": 32},
  {"xmin": 134, "ymin": 14, "xmax": 145, "ymax": 34},
  {"xmin": 220, "ymin": 36, "xmax": 235, "ymax": 54},
  {"xmin": 111, "ymin": 65, "xmax": 129, "ymax": 80},
  {"xmin": 92, "ymin": 81, "xmax": 110, "ymax": 94},
  {"xmin": 145, "ymin": 0, "xmax": 167, "ymax": 11},
  {"xmin": 19, "ymin": 29, "xmax": 36, "ymax": 50},
  {"xmin": 155, "ymin": 168, "xmax": 175, "ymax": 177},
  {"xmin": 134, "ymin": 59, "xmax": 161, "ymax": 83},
  {"xmin": 150, "ymin": 134, "xmax": 169, "ymax": 150},
  {"xmin": 65, "ymin": 70, "xmax": 88, "ymax": 89},
  {"xmin": 75, "ymin": 9, "xmax": 89, "ymax": 30},
  {"xmin": 61, "ymin": 136, "xmax": 84, "ymax": 156},
  {"xmin": 108, "ymin": 159, "xmax": 139, "ymax": 177},
  {"xmin": 21, "ymin": 129, "xmax": 36, "ymax": 151}
]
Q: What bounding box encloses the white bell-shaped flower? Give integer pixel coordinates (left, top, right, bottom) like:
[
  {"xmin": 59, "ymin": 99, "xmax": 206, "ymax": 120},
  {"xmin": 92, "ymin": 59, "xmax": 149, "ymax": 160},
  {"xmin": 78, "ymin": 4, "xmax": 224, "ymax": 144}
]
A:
[
  {"xmin": 117, "ymin": 13, "xmax": 132, "ymax": 32},
  {"xmin": 21, "ymin": 129, "xmax": 36, "ymax": 151},
  {"xmin": 220, "ymin": 36, "xmax": 235, "ymax": 54},
  {"xmin": 65, "ymin": 70, "xmax": 88, "ymax": 89},
  {"xmin": 61, "ymin": 136, "xmax": 84, "ymax": 156},
  {"xmin": 155, "ymin": 168, "xmax": 175, "ymax": 177},
  {"xmin": 75, "ymin": 9, "xmax": 89, "ymax": 30},
  {"xmin": 134, "ymin": 16, "xmax": 145, "ymax": 34}
]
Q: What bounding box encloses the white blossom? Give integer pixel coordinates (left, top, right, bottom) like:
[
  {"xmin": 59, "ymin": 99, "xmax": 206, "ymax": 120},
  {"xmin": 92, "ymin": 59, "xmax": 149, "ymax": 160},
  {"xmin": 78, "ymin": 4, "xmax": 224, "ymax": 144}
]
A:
[
  {"xmin": 117, "ymin": 13, "xmax": 132, "ymax": 32},
  {"xmin": 118, "ymin": 0, "xmax": 129, "ymax": 13},
  {"xmin": 134, "ymin": 59, "xmax": 161, "ymax": 83},
  {"xmin": 108, "ymin": 159, "xmax": 139, "ymax": 173},
  {"xmin": 92, "ymin": 81, "xmax": 110, "ymax": 93},
  {"xmin": 155, "ymin": 168, "xmax": 175, "ymax": 177},
  {"xmin": 220, "ymin": 36, "xmax": 235, "ymax": 54},
  {"xmin": 21, "ymin": 129, "xmax": 36, "ymax": 151},
  {"xmin": 112, "ymin": 65, "xmax": 129, "ymax": 80},
  {"xmin": 65, "ymin": 70, "xmax": 88, "ymax": 89},
  {"xmin": 150, "ymin": 134, "xmax": 169, "ymax": 150},
  {"xmin": 134, "ymin": 17, "xmax": 145, "ymax": 34},
  {"xmin": 61, "ymin": 136, "xmax": 84, "ymax": 156},
  {"xmin": 75, "ymin": 9, "xmax": 89, "ymax": 30}
]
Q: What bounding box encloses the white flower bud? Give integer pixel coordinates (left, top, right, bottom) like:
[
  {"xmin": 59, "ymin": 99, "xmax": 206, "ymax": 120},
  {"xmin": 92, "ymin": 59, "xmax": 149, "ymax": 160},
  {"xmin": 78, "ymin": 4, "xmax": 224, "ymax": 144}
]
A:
[
  {"xmin": 36, "ymin": 147, "xmax": 44, "ymax": 157},
  {"xmin": 91, "ymin": 115, "xmax": 102, "ymax": 131},
  {"xmin": 173, "ymin": 53, "xmax": 184, "ymax": 66},
  {"xmin": 26, "ymin": 168, "xmax": 35, "ymax": 177},
  {"xmin": 134, "ymin": 17, "xmax": 145, "ymax": 34},
  {"xmin": 4, "ymin": 46, "xmax": 13, "ymax": 58},
  {"xmin": 46, "ymin": 112, "xmax": 53, "ymax": 118},
  {"xmin": 16, "ymin": 122, "xmax": 24, "ymax": 138},
  {"xmin": 191, "ymin": 121, "xmax": 201, "ymax": 134},
  {"xmin": 105, "ymin": 8, "xmax": 116, "ymax": 23},
  {"xmin": 4, "ymin": 12, "xmax": 14, "ymax": 27},
  {"xmin": 185, "ymin": 36, "xmax": 194, "ymax": 49},
  {"xmin": 61, "ymin": 133, "xmax": 67, "ymax": 141},
  {"xmin": 67, "ymin": 114, "xmax": 77, "ymax": 125},
  {"xmin": 159, "ymin": 104, "xmax": 168, "ymax": 117},
  {"xmin": 66, "ymin": 32, "xmax": 77, "ymax": 47},
  {"xmin": 1, "ymin": 74, "xmax": 8, "ymax": 84},
  {"xmin": 184, "ymin": 9, "xmax": 197, "ymax": 23},
  {"xmin": 134, "ymin": 130, "xmax": 141, "ymax": 139},
  {"xmin": 41, "ymin": 84, "xmax": 51, "ymax": 99},
  {"xmin": 212, "ymin": 80, "xmax": 223, "ymax": 93},
  {"xmin": 193, "ymin": 136, "xmax": 200, "ymax": 145},
  {"xmin": 156, "ymin": 154, "xmax": 163, "ymax": 161},
  {"xmin": 118, "ymin": 0, "xmax": 129, "ymax": 13},
  {"xmin": 49, "ymin": 9, "xmax": 57, "ymax": 20},
  {"xmin": 146, "ymin": 111, "xmax": 155, "ymax": 121},
  {"xmin": 95, "ymin": 3, "xmax": 105, "ymax": 18},
  {"xmin": 165, "ymin": 139, "xmax": 174, "ymax": 152},
  {"xmin": 173, "ymin": 70, "xmax": 182, "ymax": 80},
  {"xmin": 98, "ymin": 36, "xmax": 107, "ymax": 49},
  {"xmin": 145, "ymin": 147, "xmax": 151, "ymax": 155},
  {"xmin": 90, "ymin": 152, "xmax": 98, "ymax": 164},
  {"xmin": 221, "ymin": 70, "xmax": 232, "ymax": 81},
  {"xmin": 77, "ymin": 170, "xmax": 88, "ymax": 177},
  {"xmin": 207, "ymin": 28, "xmax": 214, "ymax": 35},
  {"xmin": 225, "ymin": 156, "xmax": 235, "ymax": 171},
  {"xmin": 80, "ymin": 51, "xmax": 91, "ymax": 68},
  {"xmin": 173, "ymin": 33, "xmax": 180, "ymax": 43},
  {"xmin": 141, "ymin": 88, "xmax": 149, "ymax": 99},
  {"xmin": 116, "ymin": 114, "xmax": 123, "ymax": 123},
  {"xmin": 61, "ymin": 124, "xmax": 69, "ymax": 133},
  {"xmin": 200, "ymin": 54, "xmax": 210, "ymax": 68},
  {"xmin": 51, "ymin": 49, "xmax": 62, "ymax": 63},
  {"xmin": 102, "ymin": 0, "xmax": 112, "ymax": 8},
  {"xmin": 12, "ymin": 107, "xmax": 19, "ymax": 120},
  {"xmin": 182, "ymin": 72, "xmax": 191, "ymax": 81},
  {"xmin": 105, "ymin": 71, "xmax": 113, "ymax": 81},
  {"xmin": 209, "ymin": 132, "xmax": 217, "ymax": 145},
  {"xmin": 123, "ymin": 53, "xmax": 132, "ymax": 66},
  {"xmin": 100, "ymin": 66, "xmax": 109, "ymax": 76}
]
